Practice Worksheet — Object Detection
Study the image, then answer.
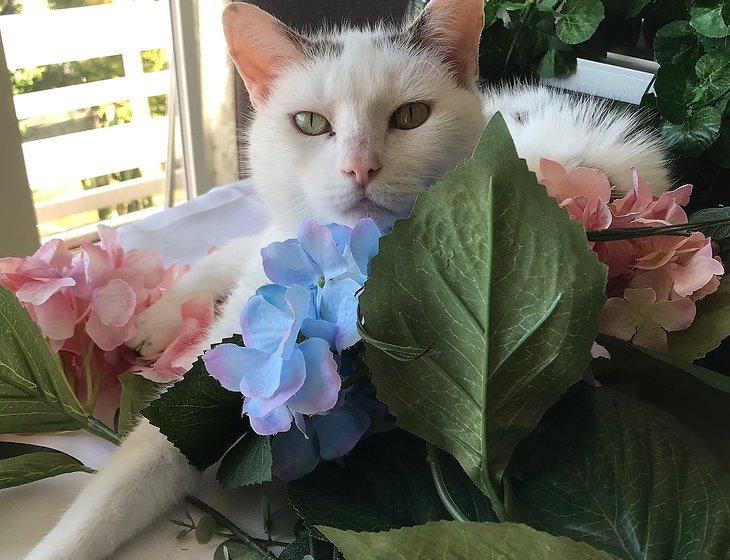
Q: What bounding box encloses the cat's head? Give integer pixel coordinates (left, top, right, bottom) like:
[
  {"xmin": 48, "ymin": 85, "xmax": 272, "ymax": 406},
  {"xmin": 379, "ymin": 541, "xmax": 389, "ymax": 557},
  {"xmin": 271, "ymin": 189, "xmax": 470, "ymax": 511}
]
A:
[{"xmin": 224, "ymin": 0, "xmax": 487, "ymax": 230}]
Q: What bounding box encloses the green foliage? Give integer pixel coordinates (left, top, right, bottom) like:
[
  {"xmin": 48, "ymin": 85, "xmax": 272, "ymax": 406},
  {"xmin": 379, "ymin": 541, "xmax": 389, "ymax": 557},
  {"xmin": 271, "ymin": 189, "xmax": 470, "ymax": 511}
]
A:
[
  {"xmin": 117, "ymin": 373, "xmax": 161, "ymax": 437},
  {"xmin": 320, "ymin": 521, "xmax": 620, "ymax": 560},
  {"xmin": 511, "ymin": 385, "xmax": 730, "ymax": 559},
  {"xmin": 288, "ymin": 430, "xmax": 495, "ymax": 535},
  {"xmin": 359, "ymin": 114, "xmax": 606, "ymax": 496},
  {"xmin": 595, "ymin": 336, "xmax": 730, "ymax": 469},
  {"xmin": 0, "ymin": 442, "xmax": 93, "ymax": 489},
  {"xmin": 216, "ymin": 434, "xmax": 272, "ymax": 489},
  {"xmin": 0, "ymin": 287, "xmax": 88, "ymax": 434},
  {"xmin": 143, "ymin": 352, "xmax": 245, "ymax": 470}
]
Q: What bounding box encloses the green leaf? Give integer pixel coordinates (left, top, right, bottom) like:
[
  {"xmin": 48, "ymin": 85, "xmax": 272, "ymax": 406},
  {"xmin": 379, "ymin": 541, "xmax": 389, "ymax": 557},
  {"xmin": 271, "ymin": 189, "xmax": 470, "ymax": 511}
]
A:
[
  {"xmin": 689, "ymin": 206, "xmax": 730, "ymax": 239},
  {"xmin": 359, "ymin": 113, "xmax": 607, "ymax": 494},
  {"xmin": 653, "ymin": 21, "xmax": 702, "ymax": 68},
  {"xmin": 655, "ymin": 63, "xmax": 691, "ymax": 123},
  {"xmin": 661, "ymin": 105, "xmax": 722, "ymax": 156},
  {"xmin": 143, "ymin": 356, "xmax": 245, "ymax": 469},
  {"xmin": 217, "ymin": 433, "xmax": 272, "ymax": 489},
  {"xmin": 0, "ymin": 441, "xmax": 94, "ymax": 489},
  {"xmin": 626, "ymin": 0, "xmax": 652, "ymax": 17},
  {"xmin": 213, "ymin": 539, "xmax": 270, "ymax": 560},
  {"xmin": 535, "ymin": 48, "xmax": 577, "ymax": 77},
  {"xmin": 695, "ymin": 51, "xmax": 730, "ymax": 99},
  {"xmin": 554, "ymin": 0, "xmax": 605, "ymax": 44},
  {"xmin": 0, "ymin": 286, "xmax": 88, "ymax": 434},
  {"xmin": 511, "ymin": 385, "xmax": 730, "ymax": 560},
  {"xmin": 117, "ymin": 373, "xmax": 161, "ymax": 437},
  {"xmin": 595, "ymin": 336, "xmax": 730, "ymax": 470},
  {"xmin": 668, "ymin": 277, "xmax": 730, "ymax": 361},
  {"xmin": 288, "ymin": 430, "xmax": 494, "ymax": 534},
  {"xmin": 690, "ymin": 0, "xmax": 730, "ymax": 38},
  {"xmin": 319, "ymin": 521, "xmax": 619, "ymax": 560},
  {"xmin": 278, "ymin": 535, "xmax": 334, "ymax": 560}
]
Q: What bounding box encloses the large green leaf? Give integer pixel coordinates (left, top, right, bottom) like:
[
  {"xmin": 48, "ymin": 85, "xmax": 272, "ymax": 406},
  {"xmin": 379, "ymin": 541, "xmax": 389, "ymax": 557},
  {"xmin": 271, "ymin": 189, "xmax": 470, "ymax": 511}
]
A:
[
  {"xmin": 511, "ymin": 385, "xmax": 730, "ymax": 560},
  {"xmin": 0, "ymin": 441, "xmax": 93, "ymax": 489},
  {"xmin": 143, "ymin": 356, "xmax": 245, "ymax": 469},
  {"xmin": 695, "ymin": 51, "xmax": 730, "ymax": 99},
  {"xmin": 278, "ymin": 534, "xmax": 334, "ymax": 560},
  {"xmin": 320, "ymin": 521, "xmax": 619, "ymax": 560},
  {"xmin": 655, "ymin": 63, "xmax": 691, "ymax": 124},
  {"xmin": 554, "ymin": 0, "xmax": 605, "ymax": 44},
  {"xmin": 288, "ymin": 430, "xmax": 494, "ymax": 534},
  {"xmin": 668, "ymin": 276, "xmax": 730, "ymax": 361},
  {"xmin": 690, "ymin": 0, "xmax": 730, "ymax": 38},
  {"xmin": 689, "ymin": 206, "xmax": 730, "ymax": 240},
  {"xmin": 595, "ymin": 336, "xmax": 730, "ymax": 470},
  {"xmin": 0, "ymin": 286, "xmax": 87, "ymax": 434},
  {"xmin": 359, "ymin": 113, "xmax": 607, "ymax": 495},
  {"xmin": 217, "ymin": 433, "xmax": 272, "ymax": 489},
  {"xmin": 117, "ymin": 373, "xmax": 161, "ymax": 437},
  {"xmin": 653, "ymin": 21, "xmax": 702, "ymax": 69},
  {"xmin": 661, "ymin": 106, "xmax": 722, "ymax": 156}
]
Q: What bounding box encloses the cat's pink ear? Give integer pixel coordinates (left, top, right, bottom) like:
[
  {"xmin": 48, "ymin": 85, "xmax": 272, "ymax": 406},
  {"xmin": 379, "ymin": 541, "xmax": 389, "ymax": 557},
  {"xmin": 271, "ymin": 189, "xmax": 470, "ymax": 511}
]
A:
[
  {"xmin": 409, "ymin": 0, "xmax": 485, "ymax": 86},
  {"xmin": 222, "ymin": 3, "xmax": 306, "ymax": 107}
]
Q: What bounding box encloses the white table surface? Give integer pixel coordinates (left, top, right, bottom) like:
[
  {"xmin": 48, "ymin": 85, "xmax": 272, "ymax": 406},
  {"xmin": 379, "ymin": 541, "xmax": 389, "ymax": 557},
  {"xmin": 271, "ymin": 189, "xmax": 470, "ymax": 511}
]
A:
[{"xmin": 0, "ymin": 182, "xmax": 299, "ymax": 560}]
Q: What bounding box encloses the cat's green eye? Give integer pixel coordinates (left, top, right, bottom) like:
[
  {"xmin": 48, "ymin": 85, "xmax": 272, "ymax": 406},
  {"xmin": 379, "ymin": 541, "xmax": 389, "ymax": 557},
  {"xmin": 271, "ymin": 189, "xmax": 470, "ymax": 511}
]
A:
[
  {"xmin": 390, "ymin": 102, "xmax": 430, "ymax": 130},
  {"xmin": 294, "ymin": 111, "xmax": 332, "ymax": 136}
]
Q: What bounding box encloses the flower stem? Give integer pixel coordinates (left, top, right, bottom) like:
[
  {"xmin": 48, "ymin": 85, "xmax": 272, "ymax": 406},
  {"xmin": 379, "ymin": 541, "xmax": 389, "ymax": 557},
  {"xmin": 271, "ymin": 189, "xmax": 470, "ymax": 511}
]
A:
[
  {"xmin": 185, "ymin": 496, "xmax": 276, "ymax": 559},
  {"xmin": 425, "ymin": 442, "xmax": 468, "ymax": 522}
]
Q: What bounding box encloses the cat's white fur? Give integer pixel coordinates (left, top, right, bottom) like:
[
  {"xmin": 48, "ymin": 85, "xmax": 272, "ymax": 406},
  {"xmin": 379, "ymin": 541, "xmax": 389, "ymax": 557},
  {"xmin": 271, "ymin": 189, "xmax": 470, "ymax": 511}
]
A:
[{"xmin": 25, "ymin": 1, "xmax": 669, "ymax": 558}]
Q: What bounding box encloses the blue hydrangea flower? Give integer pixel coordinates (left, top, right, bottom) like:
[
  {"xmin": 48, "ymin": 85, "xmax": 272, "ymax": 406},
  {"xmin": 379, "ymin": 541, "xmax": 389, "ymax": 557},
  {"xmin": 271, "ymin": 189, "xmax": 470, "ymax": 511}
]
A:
[
  {"xmin": 203, "ymin": 284, "xmax": 340, "ymax": 435},
  {"xmin": 261, "ymin": 219, "xmax": 380, "ymax": 352},
  {"xmin": 270, "ymin": 387, "xmax": 388, "ymax": 481}
]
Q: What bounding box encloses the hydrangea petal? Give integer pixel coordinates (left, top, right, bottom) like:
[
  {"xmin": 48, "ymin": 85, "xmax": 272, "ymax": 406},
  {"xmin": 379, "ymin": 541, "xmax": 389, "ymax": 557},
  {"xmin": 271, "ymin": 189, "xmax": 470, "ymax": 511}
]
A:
[
  {"xmin": 244, "ymin": 348, "xmax": 306, "ymax": 417},
  {"xmin": 202, "ymin": 343, "xmax": 267, "ymax": 392},
  {"xmin": 240, "ymin": 353, "xmax": 285, "ymax": 399},
  {"xmin": 82, "ymin": 241, "xmax": 113, "ymax": 288},
  {"xmin": 632, "ymin": 321, "xmax": 668, "ymax": 352},
  {"xmin": 349, "ymin": 218, "xmax": 380, "ymax": 277},
  {"xmin": 261, "ymin": 241, "xmax": 319, "ymax": 286},
  {"xmin": 287, "ymin": 338, "xmax": 340, "ymax": 415},
  {"xmin": 301, "ymin": 318, "xmax": 337, "ymax": 348},
  {"xmin": 310, "ymin": 405, "xmax": 371, "ymax": 461},
  {"xmin": 92, "ymin": 279, "xmax": 137, "ymax": 327},
  {"xmin": 240, "ymin": 294, "xmax": 295, "ymax": 354},
  {"xmin": 335, "ymin": 295, "xmax": 360, "ymax": 352},
  {"xmin": 326, "ymin": 223, "xmax": 352, "ymax": 251},
  {"xmin": 297, "ymin": 219, "xmax": 348, "ymax": 280},
  {"xmin": 123, "ymin": 249, "xmax": 165, "ymax": 288},
  {"xmin": 599, "ymin": 298, "xmax": 637, "ymax": 340},
  {"xmin": 249, "ymin": 405, "xmax": 293, "ymax": 436},
  {"xmin": 16, "ymin": 277, "xmax": 76, "ymax": 305},
  {"xmin": 34, "ymin": 293, "xmax": 76, "ymax": 341},
  {"xmin": 271, "ymin": 425, "xmax": 321, "ymax": 480},
  {"xmin": 320, "ymin": 277, "xmax": 360, "ymax": 323},
  {"xmin": 86, "ymin": 311, "xmax": 133, "ymax": 351},
  {"xmin": 652, "ymin": 298, "xmax": 696, "ymax": 332}
]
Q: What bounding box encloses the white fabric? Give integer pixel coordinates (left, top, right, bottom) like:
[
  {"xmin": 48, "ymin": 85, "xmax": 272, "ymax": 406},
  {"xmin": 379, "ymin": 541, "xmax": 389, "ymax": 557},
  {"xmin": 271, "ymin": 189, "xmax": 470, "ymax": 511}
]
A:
[{"xmin": 0, "ymin": 183, "xmax": 294, "ymax": 560}]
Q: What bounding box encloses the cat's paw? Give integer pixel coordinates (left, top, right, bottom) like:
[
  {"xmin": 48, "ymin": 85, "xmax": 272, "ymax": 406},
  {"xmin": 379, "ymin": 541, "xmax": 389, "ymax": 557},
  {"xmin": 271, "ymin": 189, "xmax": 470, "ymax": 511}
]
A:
[{"xmin": 129, "ymin": 295, "xmax": 185, "ymax": 357}]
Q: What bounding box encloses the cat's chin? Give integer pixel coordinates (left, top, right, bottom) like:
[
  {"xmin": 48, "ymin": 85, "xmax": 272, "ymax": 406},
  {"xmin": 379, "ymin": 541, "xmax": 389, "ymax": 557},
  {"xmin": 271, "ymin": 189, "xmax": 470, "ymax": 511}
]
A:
[{"xmin": 336, "ymin": 199, "xmax": 398, "ymax": 230}]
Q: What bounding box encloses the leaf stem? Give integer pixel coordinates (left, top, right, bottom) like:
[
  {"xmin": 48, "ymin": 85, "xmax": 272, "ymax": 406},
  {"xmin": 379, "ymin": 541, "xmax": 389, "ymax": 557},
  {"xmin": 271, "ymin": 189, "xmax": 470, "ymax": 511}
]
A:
[
  {"xmin": 689, "ymin": 85, "xmax": 730, "ymax": 111},
  {"xmin": 425, "ymin": 442, "xmax": 468, "ymax": 522},
  {"xmin": 479, "ymin": 472, "xmax": 512, "ymax": 523},
  {"xmin": 184, "ymin": 496, "xmax": 276, "ymax": 559},
  {"xmin": 84, "ymin": 417, "xmax": 122, "ymax": 445}
]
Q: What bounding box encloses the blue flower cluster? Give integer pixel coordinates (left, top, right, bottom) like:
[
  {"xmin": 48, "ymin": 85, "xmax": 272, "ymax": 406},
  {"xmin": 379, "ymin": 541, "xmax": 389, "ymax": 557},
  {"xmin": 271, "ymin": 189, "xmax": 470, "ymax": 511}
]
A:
[{"xmin": 203, "ymin": 218, "xmax": 383, "ymax": 479}]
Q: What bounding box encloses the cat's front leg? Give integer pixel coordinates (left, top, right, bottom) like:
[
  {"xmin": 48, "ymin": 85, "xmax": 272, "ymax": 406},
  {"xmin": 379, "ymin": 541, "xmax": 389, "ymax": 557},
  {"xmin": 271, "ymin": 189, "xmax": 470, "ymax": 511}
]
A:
[
  {"xmin": 129, "ymin": 233, "xmax": 267, "ymax": 356},
  {"xmin": 24, "ymin": 420, "xmax": 199, "ymax": 560}
]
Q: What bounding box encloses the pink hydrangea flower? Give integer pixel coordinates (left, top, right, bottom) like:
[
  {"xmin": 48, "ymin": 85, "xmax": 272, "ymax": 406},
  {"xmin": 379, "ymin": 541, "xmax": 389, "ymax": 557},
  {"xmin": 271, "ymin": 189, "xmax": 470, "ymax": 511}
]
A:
[
  {"xmin": 599, "ymin": 287, "xmax": 696, "ymax": 352},
  {"xmin": 538, "ymin": 158, "xmax": 724, "ymax": 359},
  {"xmin": 0, "ymin": 226, "xmax": 207, "ymax": 411}
]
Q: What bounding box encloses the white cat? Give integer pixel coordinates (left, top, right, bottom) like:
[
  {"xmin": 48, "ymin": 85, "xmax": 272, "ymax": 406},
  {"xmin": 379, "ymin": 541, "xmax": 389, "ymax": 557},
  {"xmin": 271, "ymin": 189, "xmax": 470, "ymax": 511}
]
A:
[{"xmin": 25, "ymin": 1, "xmax": 669, "ymax": 559}]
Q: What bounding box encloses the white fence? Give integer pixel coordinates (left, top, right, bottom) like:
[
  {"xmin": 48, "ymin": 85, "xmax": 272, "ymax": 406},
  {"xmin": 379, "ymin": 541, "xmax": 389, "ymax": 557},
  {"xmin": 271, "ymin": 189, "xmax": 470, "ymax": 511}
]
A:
[{"xmin": 0, "ymin": 1, "xmax": 173, "ymax": 244}]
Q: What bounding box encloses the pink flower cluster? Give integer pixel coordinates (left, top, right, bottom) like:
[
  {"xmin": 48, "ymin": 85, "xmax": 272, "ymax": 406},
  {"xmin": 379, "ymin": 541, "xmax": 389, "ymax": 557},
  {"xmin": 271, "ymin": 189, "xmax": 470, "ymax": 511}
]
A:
[
  {"xmin": 0, "ymin": 226, "xmax": 212, "ymax": 410},
  {"xmin": 539, "ymin": 159, "xmax": 724, "ymax": 353}
]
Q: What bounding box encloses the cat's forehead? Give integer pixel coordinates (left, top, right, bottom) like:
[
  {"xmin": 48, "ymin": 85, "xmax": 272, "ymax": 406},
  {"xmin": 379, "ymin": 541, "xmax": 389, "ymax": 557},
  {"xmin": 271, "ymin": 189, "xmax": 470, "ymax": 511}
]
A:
[{"xmin": 271, "ymin": 28, "xmax": 455, "ymax": 113}]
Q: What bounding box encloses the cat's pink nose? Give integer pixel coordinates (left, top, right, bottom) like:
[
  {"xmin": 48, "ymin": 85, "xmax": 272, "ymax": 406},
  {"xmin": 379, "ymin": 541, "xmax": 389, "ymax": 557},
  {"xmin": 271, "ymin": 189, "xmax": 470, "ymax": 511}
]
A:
[{"xmin": 342, "ymin": 153, "xmax": 382, "ymax": 189}]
